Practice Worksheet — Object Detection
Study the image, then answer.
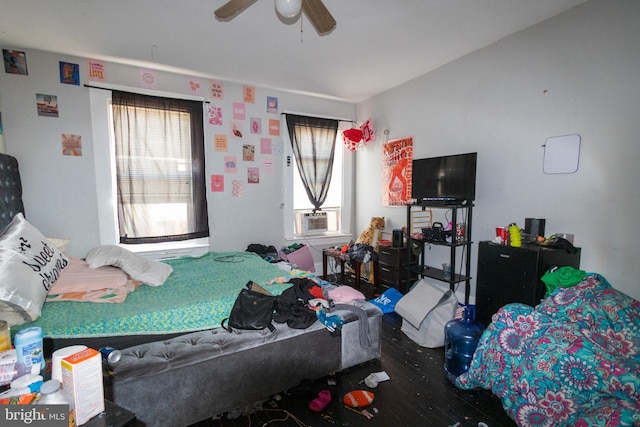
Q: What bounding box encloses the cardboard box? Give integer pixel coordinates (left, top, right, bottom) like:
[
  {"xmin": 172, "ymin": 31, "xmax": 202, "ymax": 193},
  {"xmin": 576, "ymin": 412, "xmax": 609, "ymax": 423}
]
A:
[{"xmin": 61, "ymin": 347, "xmax": 104, "ymax": 425}]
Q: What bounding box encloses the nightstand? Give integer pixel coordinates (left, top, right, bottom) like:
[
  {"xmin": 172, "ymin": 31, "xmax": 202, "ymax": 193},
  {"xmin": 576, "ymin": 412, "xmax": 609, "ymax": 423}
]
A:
[{"xmin": 378, "ymin": 245, "xmax": 416, "ymax": 293}]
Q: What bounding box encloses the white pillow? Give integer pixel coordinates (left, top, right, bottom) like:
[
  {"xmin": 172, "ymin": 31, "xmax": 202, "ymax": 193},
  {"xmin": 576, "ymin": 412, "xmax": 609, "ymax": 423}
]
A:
[
  {"xmin": 0, "ymin": 213, "xmax": 70, "ymax": 326},
  {"xmin": 85, "ymin": 245, "xmax": 172, "ymax": 286}
]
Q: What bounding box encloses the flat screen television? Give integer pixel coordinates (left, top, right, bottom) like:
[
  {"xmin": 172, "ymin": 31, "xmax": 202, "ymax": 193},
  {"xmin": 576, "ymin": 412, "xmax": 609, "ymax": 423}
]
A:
[{"xmin": 411, "ymin": 152, "xmax": 477, "ymax": 203}]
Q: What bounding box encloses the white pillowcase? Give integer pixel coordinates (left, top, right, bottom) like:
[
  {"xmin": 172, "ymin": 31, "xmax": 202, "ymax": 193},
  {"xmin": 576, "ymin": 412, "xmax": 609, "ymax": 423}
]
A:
[
  {"xmin": 0, "ymin": 213, "xmax": 70, "ymax": 326},
  {"xmin": 85, "ymin": 245, "xmax": 172, "ymax": 286}
]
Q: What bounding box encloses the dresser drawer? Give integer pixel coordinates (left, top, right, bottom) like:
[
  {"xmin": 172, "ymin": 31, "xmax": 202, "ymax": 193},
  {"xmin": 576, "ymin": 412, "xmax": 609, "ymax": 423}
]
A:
[
  {"xmin": 378, "ymin": 246, "xmax": 413, "ymax": 266},
  {"xmin": 379, "ymin": 264, "xmax": 416, "ymax": 282},
  {"xmin": 379, "ymin": 271, "xmax": 417, "ymax": 290}
]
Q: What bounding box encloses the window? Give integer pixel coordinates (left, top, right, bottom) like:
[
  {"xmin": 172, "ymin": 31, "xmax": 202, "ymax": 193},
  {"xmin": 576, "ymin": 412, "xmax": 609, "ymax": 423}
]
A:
[
  {"xmin": 282, "ymin": 115, "xmax": 353, "ymax": 239},
  {"xmin": 110, "ymin": 91, "xmax": 209, "ymax": 244},
  {"xmin": 292, "ymin": 142, "xmax": 342, "ymax": 235}
]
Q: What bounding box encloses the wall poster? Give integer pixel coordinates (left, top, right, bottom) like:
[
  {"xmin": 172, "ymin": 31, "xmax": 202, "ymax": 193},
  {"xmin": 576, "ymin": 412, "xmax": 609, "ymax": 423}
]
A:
[{"xmin": 382, "ymin": 136, "xmax": 413, "ymax": 207}]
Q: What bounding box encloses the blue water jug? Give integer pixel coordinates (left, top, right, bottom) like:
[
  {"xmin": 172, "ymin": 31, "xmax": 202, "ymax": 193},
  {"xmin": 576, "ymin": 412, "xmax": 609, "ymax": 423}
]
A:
[{"xmin": 444, "ymin": 305, "xmax": 484, "ymax": 384}]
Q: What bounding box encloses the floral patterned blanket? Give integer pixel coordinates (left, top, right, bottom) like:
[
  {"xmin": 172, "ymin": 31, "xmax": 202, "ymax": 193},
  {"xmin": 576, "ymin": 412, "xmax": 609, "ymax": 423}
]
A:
[{"xmin": 457, "ymin": 274, "xmax": 640, "ymax": 426}]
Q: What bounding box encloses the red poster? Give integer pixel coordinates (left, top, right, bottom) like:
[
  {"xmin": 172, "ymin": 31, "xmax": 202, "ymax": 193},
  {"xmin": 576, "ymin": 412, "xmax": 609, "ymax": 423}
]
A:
[{"xmin": 382, "ymin": 137, "xmax": 413, "ymax": 206}]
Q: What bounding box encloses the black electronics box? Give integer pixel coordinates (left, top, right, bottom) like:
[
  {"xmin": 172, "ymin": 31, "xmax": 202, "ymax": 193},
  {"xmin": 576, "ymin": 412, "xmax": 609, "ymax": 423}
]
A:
[{"xmin": 392, "ymin": 229, "xmax": 403, "ymax": 247}]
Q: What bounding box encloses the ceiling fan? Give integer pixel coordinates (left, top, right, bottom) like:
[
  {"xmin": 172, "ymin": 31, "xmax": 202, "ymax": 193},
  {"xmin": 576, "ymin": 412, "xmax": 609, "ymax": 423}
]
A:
[{"xmin": 214, "ymin": 0, "xmax": 336, "ymax": 35}]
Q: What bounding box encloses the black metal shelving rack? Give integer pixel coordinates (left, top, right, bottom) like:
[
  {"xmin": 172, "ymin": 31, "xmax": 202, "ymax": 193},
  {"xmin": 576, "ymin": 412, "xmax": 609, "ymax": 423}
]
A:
[{"xmin": 405, "ymin": 202, "xmax": 473, "ymax": 305}]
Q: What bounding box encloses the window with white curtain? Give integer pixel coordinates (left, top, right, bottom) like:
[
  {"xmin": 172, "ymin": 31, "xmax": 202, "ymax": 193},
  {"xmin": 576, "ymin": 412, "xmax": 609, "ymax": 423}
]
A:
[
  {"xmin": 111, "ymin": 91, "xmax": 209, "ymax": 244},
  {"xmin": 90, "ymin": 86, "xmax": 210, "ymax": 257}
]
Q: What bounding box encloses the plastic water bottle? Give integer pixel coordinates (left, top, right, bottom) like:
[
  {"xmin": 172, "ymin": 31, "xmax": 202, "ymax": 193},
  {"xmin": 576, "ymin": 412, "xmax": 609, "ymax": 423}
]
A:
[
  {"xmin": 509, "ymin": 223, "xmax": 522, "ymax": 247},
  {"xmin": 35, "ymin": 379, "xmax": 75, "ymax": 427},
  {"xmin": 444, "ymin": 306, "xmax": 485, "ymax": 384}
]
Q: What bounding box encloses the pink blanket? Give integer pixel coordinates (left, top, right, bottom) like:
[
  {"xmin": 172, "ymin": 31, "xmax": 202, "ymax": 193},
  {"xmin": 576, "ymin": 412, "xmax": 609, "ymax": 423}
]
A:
[{"xmin": 47, "ymin": 257, "xmax": 138, "ymax": 303}]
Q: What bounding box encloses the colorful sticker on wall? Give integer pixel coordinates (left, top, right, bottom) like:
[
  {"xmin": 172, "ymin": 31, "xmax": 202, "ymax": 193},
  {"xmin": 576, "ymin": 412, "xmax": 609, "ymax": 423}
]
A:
[
  {"xmin": 233, "ymin": 102, "xmax": 245, "ymax": 120},
  {"xmin": 224, "ymin": 156, "xmax": 237, "ymax": 173},
  {"xmin": 62, "ymin": 134, "xmax": 82, "ymax": 156},
  {"xmin": 3, "ymin": 50, "xmax": 28, "ymax": 75},
  {"xmin": 268, "ymin": 119, "xmax": 280, "ymax": 136},
  {"xmin": 140, "ymin": 68, "xmax": 157, "ymax": 89},
  {"xmin": 382, "ymin": 137, "xmax": 413, "ymax": 207},
  {"xmin": 211, "ymin": 175, "xmax": 224, "ymax": 192},
  {"xmin": 232, "ymin": 180, "xmax": 244, "ymax": 197},
  {"xmin": 210, "ymin": 80, "xmax": 224, "ymax": 99},
  {"xmin": 0, "ymin": 112, "xmax": 3, "ymax": 134},
  {"xmin": 260, "ymin": 137, "xmax": 272, "ymax": 154},
  {"xmin": 248, "ymin": 167, "xmax": 260, "ymax": 184},
  {"xmin": 208, "ymin": 105, "xmax": 222, "ymax": 125},
  {"xmin": 36, "ymin": 94, "xmax": 59, "ymax": 118},
  {"xmin": 59, "ymin": 61, "xmax": 80, "ymax": 85},
  {"xmin": 215, "ymin": 134, "xmax": 228, "ymax": 152},
  {"xmin": 188, "ymin": 78, "xmax": 202, "ymax": 95},
  {"xmin": 243, "ymin": 144, "xmax": 255, "ymax": 161},
  {"xmin": 266, "ymin": 96, "xmax": 278, "ymax": 114},
  {"xmin": 243, "ymin": 85, "xmax": 255, "ymax": 104},
  {"xmin": 263, "ymin": 157, "xmax": 273, "ymax": 173},
  {"xmin": 250, "ymin": 117, "xmax": 262, "ymax": 134},
  {"xmin": 88, "ymin": 60, "xmax": 106, "ymax": 81},
  {"xmin": 230, "ymin": 121, "xmax": 243, "ymax": 138}
]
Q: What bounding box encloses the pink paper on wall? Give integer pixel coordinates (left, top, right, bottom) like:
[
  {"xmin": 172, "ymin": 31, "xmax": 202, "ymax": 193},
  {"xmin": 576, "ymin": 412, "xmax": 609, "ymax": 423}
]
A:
[
  {"xmin": 233, "ymin": 102, "xmax": 245, "ymax": 120},
  {"xmin": 88, "ymin": 60, "xmax": 106, "ymax": 81},
  {"xmin": 224, "ymin": 156, "xmax": 237, "ymax": 173},
  {"xmin": 268, "ymin": 119, "xmax": 280, "ymax": 136},
  {"xmin": 243, "ymin": 86, "xmax": 255, "ymax": 104},
  {"xmin": 208, "ymin": 106, "xmax": 222, "ymax": 125},
  {"xmin": 260, "ymin": 137, "xmax": 271, "ymax": 154},
  {"xmin": 232, "ymin": 180, "xmax": 244, "ymax": 197},
  {"xmin": 250, "ymin": 118, "xmax": 262, "ymax": 134},
  {"xmin": 188, "ymin": 78, "xmax": 202, "ymax": 95},
  {"xmin": 247, "ymin": 167, "xmax": 259, "ymax": 183},
  {"xmin": 140, "ymin": 68, "xmax": 156, "ymax": 89},
  {"xmin": 211, "ymin": 175, "xmax": 224, "ymax": 192},
  {"xmin": 62, "ymin": 134, "xmax": 82, "ymax": 156},
  {"xmin": 210, "ymin": 80, "xmax": 224, "ymax": 99}
]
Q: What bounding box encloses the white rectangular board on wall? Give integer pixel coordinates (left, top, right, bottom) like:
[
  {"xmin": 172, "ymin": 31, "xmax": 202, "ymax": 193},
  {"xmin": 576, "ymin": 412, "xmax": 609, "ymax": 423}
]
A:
[{"xmin": 543, "ymin": 134, "xmax": 581, "ymax": 174}]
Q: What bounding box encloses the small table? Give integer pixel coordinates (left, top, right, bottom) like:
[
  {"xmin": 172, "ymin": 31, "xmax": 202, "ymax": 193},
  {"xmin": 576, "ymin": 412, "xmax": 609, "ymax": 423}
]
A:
[{"xmin": 322, "ymin": 248, "xmax": 378, "ymax": 290}]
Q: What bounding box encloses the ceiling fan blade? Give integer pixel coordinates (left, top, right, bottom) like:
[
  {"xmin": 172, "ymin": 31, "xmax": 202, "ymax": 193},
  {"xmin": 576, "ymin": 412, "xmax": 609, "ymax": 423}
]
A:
[
  {"xmin": 302, "ymin": 0, "xmax": 336, "ymax": 35},
  {"xmin": 214, "ymin": 0, "xmax": 257, "ymax": 20}
]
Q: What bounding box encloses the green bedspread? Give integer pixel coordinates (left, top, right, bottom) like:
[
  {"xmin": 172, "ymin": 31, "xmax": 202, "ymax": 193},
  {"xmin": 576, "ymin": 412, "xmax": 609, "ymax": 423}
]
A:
[{"xmin": 23, "ymin": 251, "xmax": 293, "ymax": 339}]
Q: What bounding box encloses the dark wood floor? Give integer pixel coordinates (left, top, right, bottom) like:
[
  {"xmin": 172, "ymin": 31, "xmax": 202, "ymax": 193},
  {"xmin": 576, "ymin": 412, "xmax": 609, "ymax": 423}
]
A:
[{"xmin": 190, "ymin": 280, "xmax": 517, "ymax": 427}]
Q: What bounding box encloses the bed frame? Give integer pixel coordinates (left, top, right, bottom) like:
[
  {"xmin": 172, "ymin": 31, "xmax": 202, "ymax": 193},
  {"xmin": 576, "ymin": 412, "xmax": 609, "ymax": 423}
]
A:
[
  {"xmin": 107, "ymin": 301, "xmax": 382, "ymax": 426},
  {"xmin": 0, "ymin": 153, "xmax": 383, "ymax": 426}
]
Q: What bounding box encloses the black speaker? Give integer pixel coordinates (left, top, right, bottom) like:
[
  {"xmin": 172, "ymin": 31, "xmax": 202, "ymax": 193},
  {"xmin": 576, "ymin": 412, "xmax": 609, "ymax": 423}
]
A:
[{"xmin": 392, "ymin": 229, "xmax": 403, "ymax": 247}]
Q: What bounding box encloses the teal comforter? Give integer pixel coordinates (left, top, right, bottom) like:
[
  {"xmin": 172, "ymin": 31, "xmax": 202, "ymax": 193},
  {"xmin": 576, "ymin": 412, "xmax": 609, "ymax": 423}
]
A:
[
  {"xmin": 457, "ymin": 274, "xmax": 640, "ymax": 426},
  {"xmin": 22, "ymin": 252, "xmax": 293, "ymax": 338}
]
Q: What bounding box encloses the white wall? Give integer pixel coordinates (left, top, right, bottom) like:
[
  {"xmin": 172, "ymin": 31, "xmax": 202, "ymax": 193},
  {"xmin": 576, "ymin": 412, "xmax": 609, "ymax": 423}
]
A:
[
  {"xmin": 355, "ymin": 0, "xmax": 640, "ymax": 301},
  {"xmin": 0, "ymin": 49, "xmax": 355, "ymax": 259}
]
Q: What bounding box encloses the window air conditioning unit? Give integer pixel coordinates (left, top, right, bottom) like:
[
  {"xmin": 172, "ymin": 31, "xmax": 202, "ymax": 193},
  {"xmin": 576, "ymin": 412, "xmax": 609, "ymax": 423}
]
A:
[{"xmin": 302, "ymin": 212, "xmax": 328, "ymax": 234}]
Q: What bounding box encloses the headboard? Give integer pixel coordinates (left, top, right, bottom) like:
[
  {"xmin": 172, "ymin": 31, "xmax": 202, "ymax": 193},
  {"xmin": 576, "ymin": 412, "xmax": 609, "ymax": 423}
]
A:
[{"xmin": 0, "ymin": 153, "xmax": 24, "ymax": 231}]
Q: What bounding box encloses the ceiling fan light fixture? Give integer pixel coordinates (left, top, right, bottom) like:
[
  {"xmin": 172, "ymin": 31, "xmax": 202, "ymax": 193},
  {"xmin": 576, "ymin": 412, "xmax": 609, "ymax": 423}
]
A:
[{"xmin": 275, "ymin": 0, "xmax": 302, "ymax": 19}]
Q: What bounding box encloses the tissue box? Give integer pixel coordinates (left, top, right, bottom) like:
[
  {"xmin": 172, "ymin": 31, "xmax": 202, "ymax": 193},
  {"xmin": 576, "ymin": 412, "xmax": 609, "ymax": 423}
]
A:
[{"xmin": 61, "ymin": 347, "xmax": 104, "ymax": 425}]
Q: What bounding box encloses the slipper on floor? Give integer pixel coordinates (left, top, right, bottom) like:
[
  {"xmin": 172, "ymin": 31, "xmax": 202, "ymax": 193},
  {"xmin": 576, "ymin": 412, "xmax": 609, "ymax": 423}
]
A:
[{"xmin": 309, "ymin": 389, "xmax": 332, "ymax": 412}]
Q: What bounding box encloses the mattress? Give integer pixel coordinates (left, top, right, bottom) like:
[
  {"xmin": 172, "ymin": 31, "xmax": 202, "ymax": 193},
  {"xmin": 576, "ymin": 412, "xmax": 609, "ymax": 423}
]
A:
[{"xmin": 13, "ymin": 251, "xmax": 292, "ymax": 340}]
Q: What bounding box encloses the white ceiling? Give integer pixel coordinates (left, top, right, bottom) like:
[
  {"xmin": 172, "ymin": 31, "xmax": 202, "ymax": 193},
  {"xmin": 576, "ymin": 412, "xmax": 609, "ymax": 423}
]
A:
[{"xmin": 0, "ymin": 0, "xmax": 587, "ymax": 102}]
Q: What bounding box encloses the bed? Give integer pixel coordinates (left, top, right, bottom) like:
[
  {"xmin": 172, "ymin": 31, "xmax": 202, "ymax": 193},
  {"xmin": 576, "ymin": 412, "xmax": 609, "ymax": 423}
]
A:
[
  {"xmin": 15, "ymin": 250, "xmax": 296, "ymax": 351},
  {"xmin": 0, "ymin": 152, "xmax": 383, "ymax": 426},
  {"xmin": 456, "ymin": 273, "xmax": 640, "ymax": 426}
]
